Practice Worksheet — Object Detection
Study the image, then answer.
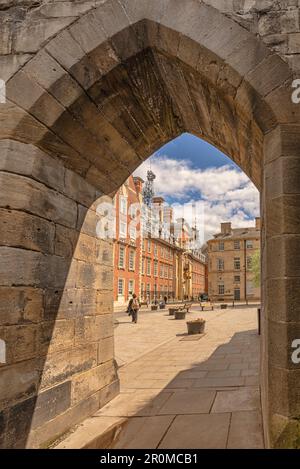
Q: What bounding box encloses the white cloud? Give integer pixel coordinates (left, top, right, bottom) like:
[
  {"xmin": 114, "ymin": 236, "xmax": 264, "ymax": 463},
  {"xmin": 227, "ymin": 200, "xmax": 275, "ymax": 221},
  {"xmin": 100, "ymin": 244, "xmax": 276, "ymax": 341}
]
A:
[{"xmin": 134, "ymin": 155, "xmax": 260, "ymax": 241}]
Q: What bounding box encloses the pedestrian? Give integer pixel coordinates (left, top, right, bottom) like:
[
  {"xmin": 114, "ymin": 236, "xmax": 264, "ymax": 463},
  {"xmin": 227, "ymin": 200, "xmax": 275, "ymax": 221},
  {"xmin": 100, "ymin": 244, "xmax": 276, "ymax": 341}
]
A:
[
  {"xmin": 164, "ymin": 295, "xmax": 168, "ymax": 305},
  {"xmin": 131, "ymin": 293, "xmax": 140, "ymax": 324},
  {"xmin": 126, "ymin": 296, "xmax": 133, "ymax": 317}
]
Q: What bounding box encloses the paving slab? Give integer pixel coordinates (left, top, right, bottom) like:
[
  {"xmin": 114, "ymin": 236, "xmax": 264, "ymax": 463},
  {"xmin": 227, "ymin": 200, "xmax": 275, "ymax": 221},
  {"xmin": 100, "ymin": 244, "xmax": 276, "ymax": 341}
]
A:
[
  {"xmin": 97, "ymin": 390, "xmax": 172, "ymax": 417},
  {"xmin": 158, "ymin": 390, "xmax": 216, "ymax": 415},
  {"xmin": 227, "ymin": 411, "xmax": 264, "ymax": 449},
  {"xmin": 212, "ymin": 387, "xmax": 260, "ymax": 413},
  {"xmin": 113, "ymin": 415, "xmax": 175, "ymax": 449},
  {"xmin": 158, "ymin": 413, "xmax": 231, "ymax": 449}
]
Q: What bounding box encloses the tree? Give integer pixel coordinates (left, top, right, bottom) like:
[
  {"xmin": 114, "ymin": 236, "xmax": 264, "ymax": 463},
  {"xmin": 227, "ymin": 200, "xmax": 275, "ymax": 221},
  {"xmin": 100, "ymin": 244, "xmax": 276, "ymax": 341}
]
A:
[{"xmin": 251, "ymin": 250, "xmax": 260, "ymax": 288}]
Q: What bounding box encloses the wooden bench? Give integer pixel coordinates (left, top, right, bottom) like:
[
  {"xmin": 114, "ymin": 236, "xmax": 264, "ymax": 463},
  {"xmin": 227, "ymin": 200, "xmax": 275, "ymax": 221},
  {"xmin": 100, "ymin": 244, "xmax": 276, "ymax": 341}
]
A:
[
  {"xmin": 178, "ymin": 302, "xmax": 193, "ymax": 313},
  {"xmin": 200, "ymin": 301, "xmax": 214, "ymax": 311}
]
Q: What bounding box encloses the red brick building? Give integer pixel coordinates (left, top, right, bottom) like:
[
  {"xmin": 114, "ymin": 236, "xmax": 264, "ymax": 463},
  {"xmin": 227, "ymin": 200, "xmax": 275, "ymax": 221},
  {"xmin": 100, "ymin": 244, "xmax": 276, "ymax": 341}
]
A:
[
  {"xmin": 140, "ymin": 236, "xmax": 176, "ymax": 303},
  {"xmin": 113, "ymin": 177, "xmax": 142, "ymax": 306},
  {"xmin": 113, "ymin": 176, "xmax": 207, "ymax": 307}
]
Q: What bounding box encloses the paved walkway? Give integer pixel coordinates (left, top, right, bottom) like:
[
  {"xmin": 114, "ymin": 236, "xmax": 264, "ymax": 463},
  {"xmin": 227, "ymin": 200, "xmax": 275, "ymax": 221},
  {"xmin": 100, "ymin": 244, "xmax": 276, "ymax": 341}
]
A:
[{"xmin": 57, "ymin": 305, "xmax": 264, "ymax": 449}]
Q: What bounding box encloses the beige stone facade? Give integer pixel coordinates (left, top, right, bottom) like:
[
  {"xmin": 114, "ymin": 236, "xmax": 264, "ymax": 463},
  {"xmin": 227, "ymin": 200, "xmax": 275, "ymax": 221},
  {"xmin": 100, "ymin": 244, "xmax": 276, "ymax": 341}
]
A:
[{"xmin": 207, "ymin": 219, "xmax": 261, "ymax": 302}]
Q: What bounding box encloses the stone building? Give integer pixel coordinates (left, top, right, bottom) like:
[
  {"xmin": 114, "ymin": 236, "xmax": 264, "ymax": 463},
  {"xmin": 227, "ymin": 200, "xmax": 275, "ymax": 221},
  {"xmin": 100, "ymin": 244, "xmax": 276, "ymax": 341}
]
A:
[
  {"xmin": 113, "ymin": 176, "xmax": 207, "ymax": 306},
  {"xmin": 207, "ymin": 219, "xmax": 261, "ymax": 302}
]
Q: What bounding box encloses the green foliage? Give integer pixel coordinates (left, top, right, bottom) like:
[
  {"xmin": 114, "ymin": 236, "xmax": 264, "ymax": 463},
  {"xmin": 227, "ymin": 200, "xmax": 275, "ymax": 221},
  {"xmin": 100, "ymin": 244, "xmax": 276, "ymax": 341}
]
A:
[{"xmin": 251, "ymin": 250, "xmax": 260, "ymax": 288}]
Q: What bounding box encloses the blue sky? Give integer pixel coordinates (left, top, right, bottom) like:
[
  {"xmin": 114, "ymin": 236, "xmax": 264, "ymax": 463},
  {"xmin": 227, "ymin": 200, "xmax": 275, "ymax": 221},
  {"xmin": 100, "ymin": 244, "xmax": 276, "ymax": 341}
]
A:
[
  {"xmin": 156, "ymin": 133, "xmax": 233, "ymax": 170},
  {"xmin": 134, "ymin": 133, "xmax": 259, "ymax": 241}
]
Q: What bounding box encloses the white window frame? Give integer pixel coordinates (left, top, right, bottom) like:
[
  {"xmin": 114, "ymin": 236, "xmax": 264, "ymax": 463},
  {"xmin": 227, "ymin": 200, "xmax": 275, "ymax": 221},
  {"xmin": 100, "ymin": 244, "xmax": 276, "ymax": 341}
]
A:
[
  {"xmin": 154, "ymin": 260, "xmax": 158, "ymax": 277},
  {"xmin": 129, "ymin": 250, "xmax": 135, "ymax": 271},
  {"xmin": 119, "ymin": 220, "xmax": 127, "ymax": 239},
  {"xmin": 147, "ymin": 258, "xmax": 151, "ymax": 276},
  {"xmin": 128, "ymin": 279, "xmax": 134, "ymax": 296},
  {"xmin": 120, "ymin": 196, "xmax": 127, "ymax": 215},
  {"xmin": 119, "ymin": 245, "xmax": 125, "ymax": 268},
  {"xmin": 129, "ymin": 225, "xmax": 136, "ymax": 240},
  {"xmin": 234, "ymin": 240, "xmax": 240, "ymax": 250},
  {"xmin": 218, "ymin": 284, "xmax": 225, "ymax": 295},
  {"xmin": 118, "ymin": 278, "xmax": 124, "ymax": 296}
]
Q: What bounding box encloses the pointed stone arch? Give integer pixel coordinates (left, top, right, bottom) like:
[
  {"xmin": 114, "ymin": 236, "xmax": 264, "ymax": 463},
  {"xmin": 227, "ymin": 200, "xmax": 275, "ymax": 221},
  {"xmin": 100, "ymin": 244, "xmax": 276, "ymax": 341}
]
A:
[{"xmin": 0, "ymin": 0, "xmax": 299, "ymax": 448}]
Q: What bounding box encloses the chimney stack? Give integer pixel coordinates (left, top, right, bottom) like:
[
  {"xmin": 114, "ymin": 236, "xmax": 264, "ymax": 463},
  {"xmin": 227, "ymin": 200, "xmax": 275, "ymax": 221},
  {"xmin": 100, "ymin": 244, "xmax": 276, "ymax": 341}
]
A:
[
  {"xmin": 255, "ymin": 217, "xmax": 261, "ymax": 230},
  {"xmin": 221, "ymin": 222, "xmax": 232, "ymax": 235}
]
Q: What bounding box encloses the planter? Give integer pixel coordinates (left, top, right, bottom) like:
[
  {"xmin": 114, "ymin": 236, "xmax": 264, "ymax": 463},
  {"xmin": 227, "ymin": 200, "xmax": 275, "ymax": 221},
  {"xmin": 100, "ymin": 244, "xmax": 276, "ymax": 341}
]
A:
[
  {"xmin": 151, "ymin": 305, "xmax": 158, "ymax": 311},
  {"xmin": 159, "ymin": 304, "xmax": 165, "ymax": 310},
  {"xmin": 169, "ymin": 308, "xmax": 178, "ymax": 316},
  {"xmin": 220, "ymin": 304, "xmax": 227, "ymax": 309},
  {"xmin": 175, "ymin": 310, "xmax": 186, "ymax": 320},
  {"xmin": 187, "ymin": 319, "xmax": 206, "ymax": 335}
]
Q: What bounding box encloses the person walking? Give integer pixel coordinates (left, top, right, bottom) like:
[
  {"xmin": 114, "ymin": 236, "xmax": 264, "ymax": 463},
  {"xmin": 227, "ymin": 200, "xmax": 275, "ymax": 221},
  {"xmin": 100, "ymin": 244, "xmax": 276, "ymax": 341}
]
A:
[
  {"xmin": 131, "ymin": 293, "xmax": 140, "ymax": 324},
  {"xmin": 126, "ymin": 296, "xmax": 134, "ymax": 317}
]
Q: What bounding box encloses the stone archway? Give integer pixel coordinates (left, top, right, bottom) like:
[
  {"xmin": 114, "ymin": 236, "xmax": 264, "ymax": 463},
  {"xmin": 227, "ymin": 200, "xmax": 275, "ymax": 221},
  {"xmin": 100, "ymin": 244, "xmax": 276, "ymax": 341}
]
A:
[{"xmin": 0, "ymin": 0, "xmax": 300, "ymax": 448}]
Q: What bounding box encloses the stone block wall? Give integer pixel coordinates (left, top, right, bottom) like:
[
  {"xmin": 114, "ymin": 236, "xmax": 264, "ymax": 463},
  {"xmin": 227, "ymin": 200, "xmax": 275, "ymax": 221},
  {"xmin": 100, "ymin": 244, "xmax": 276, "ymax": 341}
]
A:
[
  {"xmin": 0, "ymin": 139, "xmax": 119, "ymax": 448},
  {"xmin": 263, "ymin": 124, "xmax": 300, "ymax": 448}
]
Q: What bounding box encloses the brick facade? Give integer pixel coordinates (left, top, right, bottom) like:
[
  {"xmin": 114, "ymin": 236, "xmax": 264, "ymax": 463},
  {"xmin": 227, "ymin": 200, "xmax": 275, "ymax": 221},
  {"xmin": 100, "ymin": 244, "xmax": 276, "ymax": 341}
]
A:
[{"xmin": 113, "ymin": 177, "xmax": 207, "ymax": 306}]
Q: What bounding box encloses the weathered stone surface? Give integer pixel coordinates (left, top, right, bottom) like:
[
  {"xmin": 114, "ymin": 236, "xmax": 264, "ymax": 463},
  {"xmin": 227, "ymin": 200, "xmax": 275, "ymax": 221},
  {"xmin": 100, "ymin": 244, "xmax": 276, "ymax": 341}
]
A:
[
  {"xmin": 0, "ymin": 173, "xmax": 77, "ymax": 228},
  {"xmin": 54, "ymin": 224, "xmax": 78, "ymax": 258},
  {"xmin": 7, "ymin": 71, "xmax": 66, "ymax": 127},
  {"xmin": 43, "ymin": 288, "xmax": 77, "ymax": 321},
  {"xmin": 74, "ymin": 233, "xmax": 97, "ymax": 263},
  {"xmin": 71, "ymin": 360, "xmax": 117, "ymax": 405},
  {"xmin": 64, "ymin": 169, "xmax": 97, "ymax": 207},
  {"xmin": 77, "ymin": 205, "xmax": 99, "ymax": 237},
  {"xmin": 76, "ymin": 289, "xmax": 97, "ymax": 316},
  {"xmin": 68, "ymin": 9, "xmax": 107, "ymax": 54},
  {"xmin": 0, "ymin": 54, "xmax": 32, "ymax": 81},
  {"xmin": 96, "ymin": 239, "xmax": 113, "ymax": 266},
  {"xmin": 75, "ymin": 314, "xmax": 114, "ymax": 345},
  {"xmin": 1, "ymin": 379, "xmax": 71, "ymax": 447},
  {"xmin": 266, "ymin": 278, "xmax": 300, "ymax": 323},
  {"xmin": 26, "ymin": 388, "xmax": 101, "ymax": 448},
  {"xmin": 0, "ymin": 247, "xmax": 77, "ymax": 288},
  {"xmin": 31, "ymin": 381, "xmax": 71, "ymax": 430},
  {"xmin": 39, "ymin": 319, "xmax": 75, "ymax": 354},
  {"xmin": 0, "ymin": 140, "xmax": 65, "ymax": 192},
  {"xmin": 0, "ymin": 209, "xmax": 55, "ymax": 254},
  {"xmin": 98, "ymin": 336, "xmax": 114, "ymax": 364},
  {"xmin": 0, "ymin": 323, "xmax": 38, "ymax": 364},
  {"xmin": 0, "ymin": 287, "xmax": 43, "ymax": 326},
  {"xmin": 96, "ymin": 290, "xmax": 113, "ymax": 315},
  {"xmin": 75, "ymin": 261, "xmax": 98, "ymax": 289},
  {"xmin": 40, "ymin": 343, "xmax": 98, "ymax": 389},
  {"xmin": 0, "ymin": 359, "xmax": 40, "ymax": 411},
  {"xmin": 14, "ymin": 17, "xmax": 75, "ymax": 53},
  {"xmin": 24, "ymin": 49, "xmax": 83, "ymax": 108}
]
